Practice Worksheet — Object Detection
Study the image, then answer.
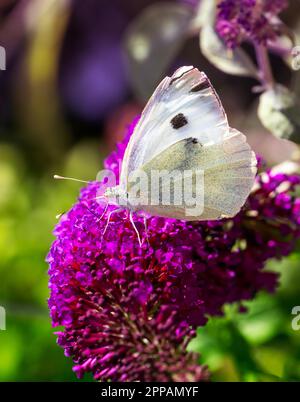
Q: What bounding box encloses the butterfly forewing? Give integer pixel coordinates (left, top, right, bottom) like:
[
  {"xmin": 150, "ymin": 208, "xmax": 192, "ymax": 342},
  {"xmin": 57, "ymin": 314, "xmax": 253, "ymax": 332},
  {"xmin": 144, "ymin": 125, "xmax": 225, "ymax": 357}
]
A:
[{"xmin": 120, "ymin": 66, "xmax": 229, "ymax": 189}]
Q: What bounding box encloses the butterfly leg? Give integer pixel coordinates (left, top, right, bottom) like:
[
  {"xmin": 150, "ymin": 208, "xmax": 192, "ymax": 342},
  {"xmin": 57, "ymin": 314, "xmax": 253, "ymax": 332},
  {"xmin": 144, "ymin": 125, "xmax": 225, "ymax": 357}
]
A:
[
  {"xmin": 129, "ymin": 211, "xmax": 142, "ymax": 247},
  {"xmin": 84, "ymin": 202, "xmax": 109, "ymax": 222},
  {"xmin": 102, "ymin": 207, "xmax": 124, "ymax": 237},
  {"xmin": 133, "ymin": 211, "xmax": 150, "ymax": 246},
  {"xmin": 85, "ymin": 206, "xmax": 101, "ymax": 221},
  {"xmin": 142, "ymin": 215, "xmax": 150, "ymax": 246},
  {"xmin": 141, "ymin": 213, "xmax": 150, "ymax": 246},
  {"xmin": 99, "ymin": 202, "xmax": 109, "ymax": 220}
]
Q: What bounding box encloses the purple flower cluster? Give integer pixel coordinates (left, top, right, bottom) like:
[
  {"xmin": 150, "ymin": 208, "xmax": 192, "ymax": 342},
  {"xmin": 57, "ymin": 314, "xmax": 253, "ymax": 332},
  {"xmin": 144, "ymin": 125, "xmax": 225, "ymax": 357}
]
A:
[
  {"xmin": 216, "ymin": 0, "xmax": 289, "ymax": 48},
  {"xmin": 48, "ymin": 120, "xmax": 300, "ymax": 381}
]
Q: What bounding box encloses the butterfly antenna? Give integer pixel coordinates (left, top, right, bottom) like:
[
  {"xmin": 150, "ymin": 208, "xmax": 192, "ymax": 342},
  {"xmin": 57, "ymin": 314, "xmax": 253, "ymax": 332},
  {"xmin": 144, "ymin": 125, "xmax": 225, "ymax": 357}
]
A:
[
  {"xmin": 129, "ymin": 211, "xmax": 142, "ymax": 247},
  {"xmin": 54, "ymin": 175, "xmax": 91, "ymax": 184},
  {"xmin": 84, "ymin": 202, "xmax": 109, "ymax": 220},
  {"xmin": 85, "ymin": 206, "xmax": 101, "ymax": 220}
]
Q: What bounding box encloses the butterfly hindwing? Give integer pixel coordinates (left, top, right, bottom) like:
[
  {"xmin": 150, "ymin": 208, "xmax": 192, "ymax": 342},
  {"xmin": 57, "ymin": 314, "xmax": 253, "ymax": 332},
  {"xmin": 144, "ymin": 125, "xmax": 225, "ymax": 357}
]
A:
[{"xmin": 127, "ymin": 129, "xmax": 256, "ymax": 220}]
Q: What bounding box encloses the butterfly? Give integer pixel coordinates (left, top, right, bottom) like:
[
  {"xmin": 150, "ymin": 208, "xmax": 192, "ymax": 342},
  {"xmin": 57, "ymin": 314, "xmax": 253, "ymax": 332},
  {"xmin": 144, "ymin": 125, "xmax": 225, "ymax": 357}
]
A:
[
  {"xmin": 55, "ymin": 66, "xmax": 257, "ymax": 245},
  {"xmin": 103, "ymin": 66, "xmax": 257, "ymax": 222}
]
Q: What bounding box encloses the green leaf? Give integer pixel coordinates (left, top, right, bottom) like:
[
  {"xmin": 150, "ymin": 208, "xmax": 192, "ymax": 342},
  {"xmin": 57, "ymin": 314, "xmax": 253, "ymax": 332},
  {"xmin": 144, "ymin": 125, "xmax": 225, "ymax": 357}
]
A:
[
  {"xmin": 124, "ymin": 3, "xmax": 193, "ymax": 101},
  {"xmin": 200, "ymin": 24, "xmax": 258, "ymax": 78},
  {"xmin": 258, "ymin": 84, "xmax": 300, "ymax": 142},
  {"xmin": 189, "ymin": 0, "xmax": 215, "ymax": 31}
]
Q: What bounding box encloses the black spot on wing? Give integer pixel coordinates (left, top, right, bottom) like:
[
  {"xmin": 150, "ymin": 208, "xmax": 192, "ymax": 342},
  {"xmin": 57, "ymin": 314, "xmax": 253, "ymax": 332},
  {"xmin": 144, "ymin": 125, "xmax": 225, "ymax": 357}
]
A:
[
  {"xmin": 185, "ymin": 137, "xmax": 202, "ymax": 147},
  {"xmin": 170, "ymin": 113, "xmax": 188, "ymax": 129},
  {"xmin": 171, "ymin": 137, "xmax": 203, "ymax": 171},
  {"xmin": 169, "ymin": 67, "xmax": 195, "ymax": 85},
  {"xmin": 190, "ymin": 79, "xmax": 211, "ymax": 93}
]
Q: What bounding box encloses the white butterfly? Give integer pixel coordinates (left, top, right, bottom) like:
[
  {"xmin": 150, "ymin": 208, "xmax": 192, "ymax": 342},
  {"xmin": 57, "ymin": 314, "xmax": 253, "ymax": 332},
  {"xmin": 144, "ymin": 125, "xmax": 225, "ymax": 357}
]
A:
[{"xmin": 103, "ymin": 66, "xmax": 257, "ymax": 222}]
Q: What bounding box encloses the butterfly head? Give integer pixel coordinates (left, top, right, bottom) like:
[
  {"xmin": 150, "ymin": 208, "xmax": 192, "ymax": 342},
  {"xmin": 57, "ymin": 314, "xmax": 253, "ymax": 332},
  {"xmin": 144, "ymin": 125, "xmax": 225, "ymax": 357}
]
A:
[{"xmin": 103, "ymin": 185, "xmax": 128, "ymax": 206}]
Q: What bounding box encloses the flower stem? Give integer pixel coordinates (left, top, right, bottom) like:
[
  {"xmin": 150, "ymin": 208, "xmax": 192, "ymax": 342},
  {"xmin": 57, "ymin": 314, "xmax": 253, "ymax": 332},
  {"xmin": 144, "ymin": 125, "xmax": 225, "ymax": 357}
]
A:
[{"xmin": 255, "ymin": 44, "xmax": 275, "ymax": 89}]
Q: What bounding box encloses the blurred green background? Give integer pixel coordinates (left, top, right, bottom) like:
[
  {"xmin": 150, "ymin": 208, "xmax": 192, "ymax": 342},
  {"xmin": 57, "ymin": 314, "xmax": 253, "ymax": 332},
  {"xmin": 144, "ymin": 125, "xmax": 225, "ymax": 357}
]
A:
[{"xmin": 0, "ymin": 0, "xmax": 300, "ymax": 381}]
